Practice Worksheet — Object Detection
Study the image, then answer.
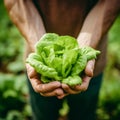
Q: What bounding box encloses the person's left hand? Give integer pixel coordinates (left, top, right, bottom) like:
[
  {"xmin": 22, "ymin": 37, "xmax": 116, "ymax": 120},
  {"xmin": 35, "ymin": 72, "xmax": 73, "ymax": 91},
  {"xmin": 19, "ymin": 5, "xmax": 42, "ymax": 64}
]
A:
[{"xmin": 60, "ymin": 60, "xmax": 95, "ymax": 98}]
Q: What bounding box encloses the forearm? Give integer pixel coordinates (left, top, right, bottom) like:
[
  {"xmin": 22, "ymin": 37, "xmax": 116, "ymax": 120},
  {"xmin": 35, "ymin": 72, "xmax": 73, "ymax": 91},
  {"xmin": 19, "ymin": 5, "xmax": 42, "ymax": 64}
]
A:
[
  {"xmin": 77, "ymin": 0, "xmax": 120, "ymax": 48},
  {"xmin": 4, "ymin": 0, "xmax": 46, "ymax": 51}
]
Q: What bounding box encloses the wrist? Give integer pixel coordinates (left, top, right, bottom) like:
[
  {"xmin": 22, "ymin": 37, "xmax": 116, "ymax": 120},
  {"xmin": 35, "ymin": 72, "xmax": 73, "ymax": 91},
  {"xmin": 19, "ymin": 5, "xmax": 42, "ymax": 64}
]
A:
[{"xmin": 77, "ymin": 32, "xmax": 92, "ymax": 48}]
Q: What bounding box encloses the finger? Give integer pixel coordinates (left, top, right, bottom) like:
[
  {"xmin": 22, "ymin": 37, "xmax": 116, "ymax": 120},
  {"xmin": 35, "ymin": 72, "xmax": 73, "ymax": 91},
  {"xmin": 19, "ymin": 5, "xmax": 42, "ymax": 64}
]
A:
[
  {"xmin": 62, "ymin": 84, "xmax": 81, "ymax": 94},
  {"xmin": 74, "ymin": 76, "xmax": 91, "ymax": 92},
  {"xmin": 85, "ymin": 60, "xmax": 95, "ymax": 77},
  {"xmin": 26, "ymin": 63, "xmax": 43, "ymax": 92},
  {"xmin": 29, "ymin": 78, "xmax": 62, "ymax": 93},
  {"xmin": 26, "ymin": 63, "xmax": 40, "ymax": 80},
  {"xmin": 57, "ymin": 93, "xmax": 69, "ymax": 99},
  {"xmin": 38, "ymin": 81, "xmax": 61, "ymax": 93},
  {"xmin": 40, "ymin": 88, "xmax": 65, "ymax": 97}
]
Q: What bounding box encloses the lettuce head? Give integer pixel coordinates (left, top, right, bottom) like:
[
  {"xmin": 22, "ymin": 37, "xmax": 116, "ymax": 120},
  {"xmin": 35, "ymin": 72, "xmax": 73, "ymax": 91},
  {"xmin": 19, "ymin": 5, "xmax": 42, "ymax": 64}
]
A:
[{"xmin": 26, "ymin": 33, "xmax": 100, "ymax": 86}]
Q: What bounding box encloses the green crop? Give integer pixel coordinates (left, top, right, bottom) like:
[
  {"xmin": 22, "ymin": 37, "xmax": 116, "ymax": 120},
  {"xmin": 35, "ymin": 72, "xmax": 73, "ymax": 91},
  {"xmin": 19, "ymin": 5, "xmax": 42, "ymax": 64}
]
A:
[{"xmin": 26, "ymin": 33, "xmax": 100, "ymax": 86}]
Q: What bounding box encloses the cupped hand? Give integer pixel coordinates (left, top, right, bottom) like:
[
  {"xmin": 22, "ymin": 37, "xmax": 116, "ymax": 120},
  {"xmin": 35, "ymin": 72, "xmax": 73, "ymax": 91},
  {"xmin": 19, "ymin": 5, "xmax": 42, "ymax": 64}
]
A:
[
  {"xmin": 62, "ymin": 60, "xmax": 95, "ymax": 95},
  {"xmin": 26, "ymin": 63, "xmax": 66, "ymax": 99}
]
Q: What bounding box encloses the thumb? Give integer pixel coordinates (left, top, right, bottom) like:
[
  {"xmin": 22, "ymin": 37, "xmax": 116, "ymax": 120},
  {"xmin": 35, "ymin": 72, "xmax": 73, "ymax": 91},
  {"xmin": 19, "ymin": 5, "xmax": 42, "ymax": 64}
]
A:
[{"xmin": 85, "ymin": 59, "xmax": 95, "ymax": 77}]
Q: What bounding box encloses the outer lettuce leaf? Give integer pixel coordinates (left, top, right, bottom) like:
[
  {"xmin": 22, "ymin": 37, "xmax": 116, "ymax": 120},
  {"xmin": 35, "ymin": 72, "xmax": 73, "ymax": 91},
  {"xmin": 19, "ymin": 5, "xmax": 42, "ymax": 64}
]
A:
[
  {"xmin": 62, "ymin": 76, "xmax": 82, "ymax": 86},
  {"xmin": 26, "ymin": 53, "xmax": 61, "ymax": 80},
  {"xmin": 81, "ymin": 47, "xmax": 100, "ymax": 61},
  {"xmin": 54, "ymin": 35, "xmax": 79, "ymax": 50},
  {"xmin": 71, "ymin": 54, "xmax": 87, "ymax": 76},
  {"xmin": 40, "ymin": 47, "xmax": 55, "ymax": 67},
  {"xmin": 62, "ymin": 49, "xmax": 79, "ymax": 77},
  {"xmin": 51, "ymin": 57, "xmax": 62, "ymax": 76},
  {"xmin": 35, "ymin": 33, "xmax": 59, "ymax": 54}
]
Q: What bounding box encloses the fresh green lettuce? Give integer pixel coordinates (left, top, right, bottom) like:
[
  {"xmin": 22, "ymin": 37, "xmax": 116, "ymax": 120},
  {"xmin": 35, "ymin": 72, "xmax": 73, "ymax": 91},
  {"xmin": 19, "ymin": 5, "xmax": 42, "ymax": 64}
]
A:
[{"xmin": 26, "ymin": 33, "xmax": 100, "ymax": 86}]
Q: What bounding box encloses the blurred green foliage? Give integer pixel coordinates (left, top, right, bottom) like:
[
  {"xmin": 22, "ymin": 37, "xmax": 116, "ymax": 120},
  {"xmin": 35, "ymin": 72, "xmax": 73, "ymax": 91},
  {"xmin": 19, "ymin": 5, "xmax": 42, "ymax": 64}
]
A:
[
  {"xmin": 0, "ymin": 2, "xmax": 25, "ymax": 73},
  {"xmin": 0, "ymin": 0, "xmax": 120, "ymax": 120},
  {"xmin": 0, "ymin": 73, "xmax": 31, "ymax": 119},
  {"xmin": 0, "ymin": 1, "xmax": 32, "ymax": 119},
  {"xmin": 96, "ymin": 16, "xmax": 120, "ymax": 120}
]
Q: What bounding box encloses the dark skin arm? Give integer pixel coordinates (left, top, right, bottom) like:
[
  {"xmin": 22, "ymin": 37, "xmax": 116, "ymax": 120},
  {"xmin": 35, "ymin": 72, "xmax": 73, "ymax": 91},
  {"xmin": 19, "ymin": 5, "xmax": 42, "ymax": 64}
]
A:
[{"xmin": 4, "ymin": 0, "xmax": 45, "ymax": 51}]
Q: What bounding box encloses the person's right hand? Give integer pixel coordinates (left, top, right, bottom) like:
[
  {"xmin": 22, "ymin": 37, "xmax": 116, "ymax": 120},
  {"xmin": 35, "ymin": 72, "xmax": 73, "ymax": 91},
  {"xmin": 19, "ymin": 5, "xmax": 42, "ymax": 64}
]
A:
[{"xmin": 26, "ymin": 63, "xmax": 66, "ymax": 99}]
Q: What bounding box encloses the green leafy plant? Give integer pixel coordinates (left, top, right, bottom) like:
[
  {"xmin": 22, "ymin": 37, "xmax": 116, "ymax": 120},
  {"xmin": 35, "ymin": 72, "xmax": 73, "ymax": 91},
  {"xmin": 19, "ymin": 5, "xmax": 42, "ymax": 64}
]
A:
[
  {"xmin": 0, "ymin": 1, "xmax": 32, "ymax": 119},
  {"xmin": 0, "ymin": 73, "xmax": 31, "ymax": 118},
  {"xmin": 0, "ymin": 1, "xmax": 25, "ymax": 73},
  {"xmin": 96, "ymin": 78, "xmax": 120, "ymax": 120},
  {"xmin": 26, "ymin": 33, "xmax": 100, "ymax": 86}
]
